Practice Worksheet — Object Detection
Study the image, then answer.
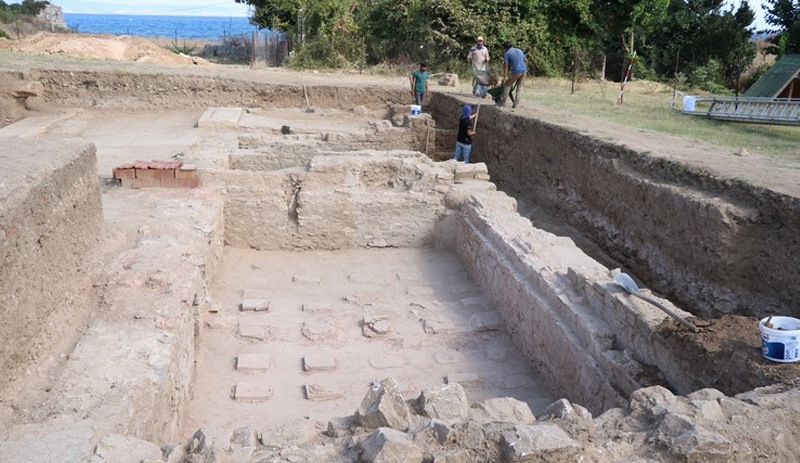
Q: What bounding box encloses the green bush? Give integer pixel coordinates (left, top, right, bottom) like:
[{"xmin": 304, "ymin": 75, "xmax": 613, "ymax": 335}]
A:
[
  {"xmin": 167, "ymin": 39, "xmax": 197, "ymax": 55},
  {"xmin": 689, "ymin": 59, "xmax": 729, "ymax": 93},
  {"xmin": 166, "ymin": 30, "xmax": 197, "ymax": 55}
]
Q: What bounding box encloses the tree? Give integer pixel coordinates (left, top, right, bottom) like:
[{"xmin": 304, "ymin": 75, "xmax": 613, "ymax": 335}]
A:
[
  {"xmin": 235, "ymin": 0, "xmax": 362, "ymax": 66},
  {"xmin": 763, "ymin": 0, "xmax": 800, "ymax": 53},
  {"xmin": 645, "ymin": 0, "xmax": 755, "ymax": 92},
  {"xmin": 592, "ymin": 0, "xmax": 670, "ymax": 80}
]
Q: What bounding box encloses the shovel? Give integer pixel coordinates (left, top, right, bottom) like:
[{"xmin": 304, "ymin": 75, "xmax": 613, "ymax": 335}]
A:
[
  {"xmin": 301, "ymin": 71, "xmax": 314, "ymax": 113},
  {"xmin": 612, "ymin": 271, "xmax": 699, "ymax": 333}
]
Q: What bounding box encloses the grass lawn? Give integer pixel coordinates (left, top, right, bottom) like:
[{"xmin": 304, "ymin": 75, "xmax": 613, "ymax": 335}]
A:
[{"xmin": 524, "ymin": 78, "xmax": 800, "ymax": 162}]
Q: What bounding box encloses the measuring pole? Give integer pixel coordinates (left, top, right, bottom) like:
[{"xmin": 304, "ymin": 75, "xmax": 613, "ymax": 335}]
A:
[{"xmin": 617, "ymin": 50, "xmax": 636, "ymax": 105}]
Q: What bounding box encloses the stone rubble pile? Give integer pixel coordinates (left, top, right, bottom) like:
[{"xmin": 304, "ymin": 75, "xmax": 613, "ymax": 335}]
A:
[{"xmin": 91, "ymin": 377, "xmax": 800, "ymax": 463}]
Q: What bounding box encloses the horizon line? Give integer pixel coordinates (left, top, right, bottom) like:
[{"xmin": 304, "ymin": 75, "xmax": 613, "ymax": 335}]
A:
[{"xmin": 62, "ymin": 10, "xmax": 249, "ymax": 18}]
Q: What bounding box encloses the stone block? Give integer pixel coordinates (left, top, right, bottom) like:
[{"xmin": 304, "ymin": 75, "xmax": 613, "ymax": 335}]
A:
[
  {"xmin": 240, "ymin": 298, "xmax": 270, "ymax": 311},
  {"xmin": 234, "ymin": 382, "xmax": 273, "ymax": 401},
  {"xmin": 430, "ymin": 419, "xmax": 454, "ymax": 445},
  {"xmin": 363, "ymin": 316, "xmax": 393, "ymax": 338},
  {"xmin": 302, "ymin": 303, "xmax": 334, "ymax": 314},
  {"xmin": 356, "ymin": 377, "xmax": 411, "ymax": 431},
  {"xmin": 470, "ymin": 397, "xmax": 536, "ymax": 425},
  {"xmin": 360, "ymin": 428, "xmax": 423, "ymax": 463},
  {"xmin": 301, "ymin": 321, "xmax": 337, "ymax": 341},
  {"xmin": 303, "ymin": 354, "xmax": 338, "ymax": 372},
  {"xmin": 501, "ymin": 424, "xmax": 582, "ymax": 463},
  {"xmin": 304, "ymin": 384, "xmax": 344, "ymax": 401},
  {"xmin": 236, "ymin": 353, "xmax": 270, "ymax": 371},
  {"xmin": 418, "ymin": 383, "xmax": 470, "ymax": 421},
  {"xmin": 238, "ymin": 323, "xmax": 268, "ymax": 341},
  {"xmin": 326, "ymin": 415, "xmax": 356, "ymax": 438},
  {"xmin": 197, "ymin": 107, "xmax": 243, "ymax": 128},
  {"xmin": 670, "ymin": 430, "xmax": 740, "ymax": 463},
  {"xmin": 431, "ymin": 449, "xmax": 473, "ymax": 463}
]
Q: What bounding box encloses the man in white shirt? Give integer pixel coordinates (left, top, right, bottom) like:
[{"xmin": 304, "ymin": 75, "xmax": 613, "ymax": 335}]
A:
[{"xmin": 467, "ymin": 36, "xmax": 489, "ymax": 71}]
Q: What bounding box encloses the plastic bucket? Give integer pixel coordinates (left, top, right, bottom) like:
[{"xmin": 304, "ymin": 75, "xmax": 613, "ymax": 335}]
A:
[
  {"xmin": 410, "ymin": 105, "xmax": 421, "ymax": 116},
  {"xmin": 759, "ymin": 316, "xmax": 800, "ymax": 363}
]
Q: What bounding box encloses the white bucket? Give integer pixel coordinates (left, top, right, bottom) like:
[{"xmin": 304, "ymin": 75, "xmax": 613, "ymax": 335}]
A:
[
  {"xmin": 759, "ymin": 316, "xmax": 800, "ymax": 363},
  {"xmin": 410, "ymin": 105, "xmax": 421, "ymax": 116}
]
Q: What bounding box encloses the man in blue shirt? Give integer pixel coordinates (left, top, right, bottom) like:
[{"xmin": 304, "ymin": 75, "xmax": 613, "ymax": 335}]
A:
[{"xmin": 501, "ymin": 41, "xmax": 527, "ymax": 108}]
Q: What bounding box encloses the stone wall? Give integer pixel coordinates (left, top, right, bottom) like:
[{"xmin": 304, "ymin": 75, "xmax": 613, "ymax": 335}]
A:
[
  {"xmin": 0, "ymin": 138, "xmax": 103, "ymax": 390},
  {"xmin": 233, "ymin": 123, "xmax": 420, "ymax": 171},
  {"xmin": 208, "ymin": 153, "xmax": 489, "ymax": 250}
]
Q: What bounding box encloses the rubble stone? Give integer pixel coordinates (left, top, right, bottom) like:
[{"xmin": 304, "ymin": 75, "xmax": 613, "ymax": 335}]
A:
[
  {"xmin": 356, "ymin": 377, "xmax": 411, "ymax": 431},
  {"xmin": 359, "ymin": 427, "xmax": 423, "ymax": 463},
  {"xmin": 500, "ymin": 423, "xmax": 583, "ymax": 463},
  {"xmin": 417, "ymin": 382, "xmax": 470, "ymax": 421},
  {"xmin": 470, "ymin": 397, "xmax": 536, "ymax": 424}
]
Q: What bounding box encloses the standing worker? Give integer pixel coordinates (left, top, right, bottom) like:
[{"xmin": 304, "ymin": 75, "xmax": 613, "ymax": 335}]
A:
[
  {"xmin": 453, "ymin": 104, "xmax": 478, "ymax": 164},
  {"xmin": 468, "ymin": 36, "xmax": 490, "ymax": 97},
  {"xmin": 467, "ymin": 36, "xmax": 489, "ymax": 71},
  {"xmin": 500, "ymin": 41, "xmax": 527, "ymax": 108},
  {"xmin": 410, "ymin": 62, "xmax": 430, "ymax": 106}
]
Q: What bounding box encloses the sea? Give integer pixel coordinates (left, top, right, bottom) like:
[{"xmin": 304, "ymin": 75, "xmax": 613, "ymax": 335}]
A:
[{"xmin": 62, "ymin": 13, "xmax": 256, "ymax": 41}]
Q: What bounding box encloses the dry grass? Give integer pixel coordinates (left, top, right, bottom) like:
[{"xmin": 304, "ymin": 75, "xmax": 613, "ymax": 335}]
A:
[{"xmin": 523, "ymin": 78, "xmax": 800, "ymax": 161}]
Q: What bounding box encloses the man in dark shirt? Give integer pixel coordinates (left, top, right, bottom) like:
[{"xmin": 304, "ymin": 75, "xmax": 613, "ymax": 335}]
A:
[{"xmin": 453, "ymin": 105, "xmax": 478, "ymax": 163}]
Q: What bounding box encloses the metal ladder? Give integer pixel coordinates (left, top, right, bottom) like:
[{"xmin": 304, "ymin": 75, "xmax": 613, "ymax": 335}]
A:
[{"xmin": 673, "ymin": 94, "xmax": 800, "ymax": 126}]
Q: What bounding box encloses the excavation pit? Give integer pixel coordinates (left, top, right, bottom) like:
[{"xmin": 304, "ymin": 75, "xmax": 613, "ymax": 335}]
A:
[{"xmin": 1, "ymin": 65, "xmax": 800, "ymax": 461}]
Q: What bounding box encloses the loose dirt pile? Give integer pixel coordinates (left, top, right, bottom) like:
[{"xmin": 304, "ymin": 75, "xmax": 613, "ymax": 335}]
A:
[{"xmin": 0, "ymin": 32, "xmax": 209, "ymax": 65}]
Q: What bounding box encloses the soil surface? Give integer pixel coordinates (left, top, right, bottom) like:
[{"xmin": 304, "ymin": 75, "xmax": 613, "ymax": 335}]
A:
[{"xmin": 658, "ymin": 315, "xmax": 800, "ymax": 392}]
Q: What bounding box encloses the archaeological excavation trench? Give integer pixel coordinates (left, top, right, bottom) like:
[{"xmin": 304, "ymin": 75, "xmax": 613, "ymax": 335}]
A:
[{"xmin": 1, "ymin": 68, "xmax": 799, "ymax": 462}]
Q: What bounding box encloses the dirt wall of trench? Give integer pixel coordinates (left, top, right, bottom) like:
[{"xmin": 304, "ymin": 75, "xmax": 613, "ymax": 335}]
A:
[
  {"xmin": 429, "ymin": 95, "xmax": 800, "ymax": 319},
  {"xmin": 3, "ymin": 70, "xmax": 407, "ymax": 112},
  {"xmin": 0, "ymin": 138, "xmax": 104, "ymax": 391}
]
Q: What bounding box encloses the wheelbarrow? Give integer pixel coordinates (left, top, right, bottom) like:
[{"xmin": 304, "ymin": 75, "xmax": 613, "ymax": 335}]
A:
[{"xmin": 487, "ymin": 81, "xmax": 517, "ymax": 106}]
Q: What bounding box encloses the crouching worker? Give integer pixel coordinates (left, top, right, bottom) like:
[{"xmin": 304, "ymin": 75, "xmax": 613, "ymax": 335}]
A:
[{"xmin": 453, "ymin": 105, "xmax": 478, "ymax": 164}]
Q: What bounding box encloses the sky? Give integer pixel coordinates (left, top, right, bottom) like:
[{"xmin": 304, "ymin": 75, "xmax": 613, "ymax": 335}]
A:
[{"xmin": 6, "ymin": 1, "xmax": 771, "ymax": 28}]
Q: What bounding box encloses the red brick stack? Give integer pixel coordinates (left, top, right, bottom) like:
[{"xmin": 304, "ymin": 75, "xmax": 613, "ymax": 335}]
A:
[{"xmin": 113, "ymin": 160, "xmax": 200, "ymax": 188}]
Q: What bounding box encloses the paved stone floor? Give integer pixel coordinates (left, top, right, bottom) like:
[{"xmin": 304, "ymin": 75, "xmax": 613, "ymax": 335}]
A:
[{"xmin": 182, "ymin": 246, "xmax": 555, "ymax": 433}]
